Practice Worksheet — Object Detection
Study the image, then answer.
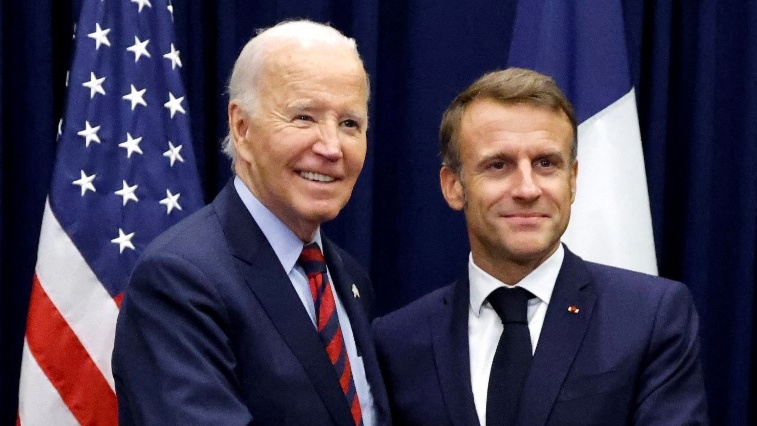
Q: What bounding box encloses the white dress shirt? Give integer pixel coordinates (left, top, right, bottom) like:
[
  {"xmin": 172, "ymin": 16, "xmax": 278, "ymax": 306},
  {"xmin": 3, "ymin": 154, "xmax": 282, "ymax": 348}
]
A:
[
  {"xmin": 234, "ymin": 177, "xmax": 376, "ymax": 426},
  {"xmin": 468, "ymin": 244, "xmax": 564, "ymax": 426}
]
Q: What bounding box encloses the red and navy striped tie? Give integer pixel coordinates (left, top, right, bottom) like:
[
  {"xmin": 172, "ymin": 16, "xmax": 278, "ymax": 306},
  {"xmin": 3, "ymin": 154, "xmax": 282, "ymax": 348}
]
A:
[{"xmin": 299, "ymin": 242, "xmax": 363, "ymax": 426}]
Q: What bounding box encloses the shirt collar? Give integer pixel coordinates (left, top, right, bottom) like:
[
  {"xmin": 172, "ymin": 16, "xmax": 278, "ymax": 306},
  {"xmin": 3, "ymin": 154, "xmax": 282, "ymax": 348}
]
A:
[
  {"xmin": 469, "ymin": 244, "xmax": 564, "ymax": 316},
  {"xmin": 233, "ymin": 176, "xmax": 322, "ymax": 274}
]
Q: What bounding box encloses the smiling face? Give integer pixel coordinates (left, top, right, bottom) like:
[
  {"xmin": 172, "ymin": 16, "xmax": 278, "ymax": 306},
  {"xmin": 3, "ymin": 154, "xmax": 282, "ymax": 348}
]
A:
[
  {"xmin": 440, "ymin": 99, "xmax": 577, "ymax": 283},
  {"xmin": 229, "ymin": 42, "xmax": 369, "ymax": 241}
]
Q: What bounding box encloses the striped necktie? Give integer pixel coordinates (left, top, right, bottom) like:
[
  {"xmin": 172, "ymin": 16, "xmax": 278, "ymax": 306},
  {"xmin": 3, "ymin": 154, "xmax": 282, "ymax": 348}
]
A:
[{"xmin": 299, "ymin": 242, "xmax": 363, "ymax": 426}]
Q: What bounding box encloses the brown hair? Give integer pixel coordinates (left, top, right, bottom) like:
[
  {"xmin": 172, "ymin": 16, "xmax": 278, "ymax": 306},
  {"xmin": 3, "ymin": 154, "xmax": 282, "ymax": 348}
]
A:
[{"xmin": 439, "ymin": 67, "xmax": 577, "ymax": 174}]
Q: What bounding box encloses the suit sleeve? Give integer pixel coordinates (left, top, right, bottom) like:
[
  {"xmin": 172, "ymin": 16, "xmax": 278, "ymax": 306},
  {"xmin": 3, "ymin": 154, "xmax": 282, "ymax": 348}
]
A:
[
  {"xmin": 112, "ymin": 251, "xmax": 252, "ymax": 426},
  {"xmin": 633, "ymin": 281, "xmax": 709, "ymax": 424}
]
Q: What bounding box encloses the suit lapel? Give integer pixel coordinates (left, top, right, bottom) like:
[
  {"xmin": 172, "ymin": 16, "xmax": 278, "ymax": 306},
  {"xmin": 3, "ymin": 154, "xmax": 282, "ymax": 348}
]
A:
[
  {"xmin": 322, "ymin": 239, "xmax": 391, "ymax": 424},
  {"xmin": 432, "ymin": 278, "xmax": 482, "ymax": 426},
  {"xmin": 516, "ymin": 247, "xmax": 596, "ymax": 426},
  {"xmin": 214, "ymin": 182, "xmax": 355, "ymax": 426},
  {"xmin": 322, "ymin": 239, "xmax": 367, "ymax": 356}
]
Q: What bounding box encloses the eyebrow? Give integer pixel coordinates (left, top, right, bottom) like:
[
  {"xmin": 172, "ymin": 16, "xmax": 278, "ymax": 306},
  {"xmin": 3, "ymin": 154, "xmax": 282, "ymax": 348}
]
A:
[
  {"xmin": 288, "ymin": 100, "xmax": 363, "ymax": 113},
  {"xmin": 473, "ymin": 152, "xmax": 512, "ymax": 171},
  {"xmin": 287, "ymin": 101, "xmax": 318, "ymax": 111},
  {"xmin": 477, "ymin": 151, "xmax": 512, "ymax": 163},
  {"xmin": 476, "ymin": 148, "xmax": 566, "ymax": 164},
  {"xmin": 534, "ymin": 150, "xmax": 565, "ymax": 160}
]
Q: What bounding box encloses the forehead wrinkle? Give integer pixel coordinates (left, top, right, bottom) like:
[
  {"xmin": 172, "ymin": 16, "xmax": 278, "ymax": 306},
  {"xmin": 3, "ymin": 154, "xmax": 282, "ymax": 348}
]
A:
[
  {"xmin": 269, "ymin": 41, "xmax": 364, "ymax": 76},
  {"xmin": 253, "ymin": 45, "xmax": 369, "ymax": 131}
]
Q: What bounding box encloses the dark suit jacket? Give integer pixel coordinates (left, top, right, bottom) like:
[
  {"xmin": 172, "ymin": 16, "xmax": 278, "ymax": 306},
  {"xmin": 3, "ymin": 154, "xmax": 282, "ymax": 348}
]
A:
[
  {"xmin": 113, "ymin": 180, "xmax": 390, "ymax": 425},
  {"xmin": 373, "ymin": 247, "xmax": 708, "ymax": 425}
]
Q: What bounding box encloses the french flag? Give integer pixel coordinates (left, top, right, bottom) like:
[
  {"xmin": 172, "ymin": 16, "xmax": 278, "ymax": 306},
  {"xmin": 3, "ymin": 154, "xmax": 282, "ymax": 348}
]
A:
[{"xmin": 508, "ymin": 0, "xmax": 658, "ymax": 274}]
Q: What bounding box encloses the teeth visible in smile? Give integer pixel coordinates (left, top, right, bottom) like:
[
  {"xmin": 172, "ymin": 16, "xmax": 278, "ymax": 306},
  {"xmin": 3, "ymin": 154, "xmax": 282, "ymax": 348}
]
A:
[{"xmin": 300, "ymin": 171, "xmax": 335, "ymax": 182}]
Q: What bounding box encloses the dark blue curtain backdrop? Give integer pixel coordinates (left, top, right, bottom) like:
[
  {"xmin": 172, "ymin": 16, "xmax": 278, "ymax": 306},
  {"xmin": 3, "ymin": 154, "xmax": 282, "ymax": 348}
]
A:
[{"xmin": 2, "ymin": 1, "xmax": 756, "ymax": 424}]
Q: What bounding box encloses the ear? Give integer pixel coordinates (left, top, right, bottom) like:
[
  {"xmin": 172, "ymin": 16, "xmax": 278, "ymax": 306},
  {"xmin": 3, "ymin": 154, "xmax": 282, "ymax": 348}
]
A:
[
  {"xmin": 228, "ymin": 101, "xmax": 251, "ymax": 155},
  {"xmin": 440, "ymin": 165, "xmax": 465, "ymax": 211},
  {"xmin": 570, "ymin": 159, "xmax": 578, "ymax": 203}
]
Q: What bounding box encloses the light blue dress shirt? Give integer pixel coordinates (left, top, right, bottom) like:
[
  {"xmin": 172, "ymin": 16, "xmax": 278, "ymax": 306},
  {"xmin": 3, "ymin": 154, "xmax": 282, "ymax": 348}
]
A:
[{"xmin": 234, "ymin": 177, "xmax": 376, "ymax": 426}]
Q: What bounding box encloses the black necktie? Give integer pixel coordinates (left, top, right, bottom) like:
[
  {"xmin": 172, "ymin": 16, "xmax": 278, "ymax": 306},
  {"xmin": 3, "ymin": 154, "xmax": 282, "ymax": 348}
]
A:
[{"xmin": 485, "ymin": 287, "xmax": 534, "ymax": 426}]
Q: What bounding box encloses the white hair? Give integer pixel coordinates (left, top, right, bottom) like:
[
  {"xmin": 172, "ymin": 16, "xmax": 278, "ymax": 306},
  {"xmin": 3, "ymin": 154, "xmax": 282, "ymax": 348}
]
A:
[{"xmin": 222, "ymin": 20, "xmax": 369, "ymax": 164}]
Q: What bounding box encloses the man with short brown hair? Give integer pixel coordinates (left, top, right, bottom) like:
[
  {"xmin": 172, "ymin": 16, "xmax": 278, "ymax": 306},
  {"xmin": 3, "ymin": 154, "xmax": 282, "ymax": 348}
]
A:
[{"xmin": 374, "ymin": 68, "xmax": 707, "ymax": 425}]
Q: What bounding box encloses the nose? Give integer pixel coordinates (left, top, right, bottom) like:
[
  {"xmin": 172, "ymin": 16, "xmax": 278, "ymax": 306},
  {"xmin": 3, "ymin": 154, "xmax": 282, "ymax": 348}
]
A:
[
  {"xmin": 512, "ymin": 163, "xmax": 541, "ymax": 200},
  {"xmin": 312, "ymin": 121, "xmax": 343, "ymax": 161}
]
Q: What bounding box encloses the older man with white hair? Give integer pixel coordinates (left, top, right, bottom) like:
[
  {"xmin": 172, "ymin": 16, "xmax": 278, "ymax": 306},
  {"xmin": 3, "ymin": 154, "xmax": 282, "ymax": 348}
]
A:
[{"xmin": 113, "ymin": 20, "xmax": 389, "ymax": 426}]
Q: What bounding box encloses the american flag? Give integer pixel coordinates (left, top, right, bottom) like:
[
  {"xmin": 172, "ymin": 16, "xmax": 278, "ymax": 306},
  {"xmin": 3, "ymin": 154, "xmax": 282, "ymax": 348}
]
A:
[{"xmin": 17, "ymin": 0, "xmax": 203, "ymax": 424}]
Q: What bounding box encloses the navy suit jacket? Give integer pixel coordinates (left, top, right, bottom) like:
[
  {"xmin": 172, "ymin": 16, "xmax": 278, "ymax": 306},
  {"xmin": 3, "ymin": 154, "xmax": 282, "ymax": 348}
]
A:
[
  {"xmin": 113, "ymin": 181, "xmax": 390, "ymax": 425},
  {"xmin": 373, "ymin": 247, "xmax": 708, "ymax": 425}
]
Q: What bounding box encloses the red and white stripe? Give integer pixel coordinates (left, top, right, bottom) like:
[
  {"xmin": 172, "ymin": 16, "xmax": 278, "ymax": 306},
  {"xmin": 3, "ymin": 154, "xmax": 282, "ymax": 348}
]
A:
[{"xmin": 18, "ymin": 199, "xmax": 120, "ymax": 425}]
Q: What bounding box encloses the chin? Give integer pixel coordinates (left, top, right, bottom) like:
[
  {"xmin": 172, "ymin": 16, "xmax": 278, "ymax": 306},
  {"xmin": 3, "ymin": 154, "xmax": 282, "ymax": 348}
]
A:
[
  {"xmin": 507, "ymin": 241, "xmax": 553, "ymax": 258},
  {"xmin": 309, "ymin": 197, "xmax": 349, "ymax": 215},
  {"xmin": 302, "ymin": 207, "xmax": 341, "ymax": 224}
]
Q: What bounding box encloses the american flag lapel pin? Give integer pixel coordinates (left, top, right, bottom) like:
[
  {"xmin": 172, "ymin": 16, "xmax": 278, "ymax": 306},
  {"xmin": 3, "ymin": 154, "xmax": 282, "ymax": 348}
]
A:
[
  {"xmin": 567, "ymin": 305, "xmax": 580, "ymax": 314},
  {"xmin": 351, "ymin": 284, "xmax": 360, "ymax": 299}
]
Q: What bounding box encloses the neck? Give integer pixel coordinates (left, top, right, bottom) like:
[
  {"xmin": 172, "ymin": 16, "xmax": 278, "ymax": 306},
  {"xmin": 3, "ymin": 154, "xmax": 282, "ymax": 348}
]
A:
[{"xmin": 471, "ymin": 244, "xmax": 559, "ymax": 285}]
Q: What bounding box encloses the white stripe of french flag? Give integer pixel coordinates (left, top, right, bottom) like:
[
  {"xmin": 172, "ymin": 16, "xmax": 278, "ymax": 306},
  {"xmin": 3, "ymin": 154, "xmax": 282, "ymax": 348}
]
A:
[{"xmin": 563, "ymin": 90, "xmax": 657, "ymax": 274}]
